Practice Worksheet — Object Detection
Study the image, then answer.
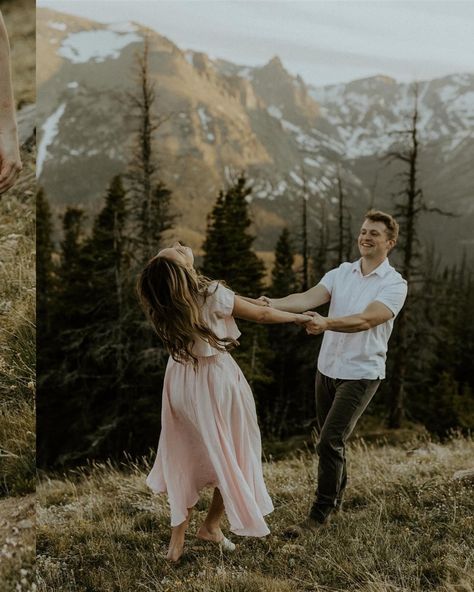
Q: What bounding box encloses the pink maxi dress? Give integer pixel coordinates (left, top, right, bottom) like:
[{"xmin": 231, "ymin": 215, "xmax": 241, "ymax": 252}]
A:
[{"xmin": 146, "ymin": 282, "xmax": 274, "ymax": 537}]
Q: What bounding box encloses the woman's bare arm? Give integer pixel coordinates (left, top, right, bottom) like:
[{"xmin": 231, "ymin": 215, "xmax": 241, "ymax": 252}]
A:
[{"xmin": 233, "ymin": 295, "xmax": 311, "ymax": 325}]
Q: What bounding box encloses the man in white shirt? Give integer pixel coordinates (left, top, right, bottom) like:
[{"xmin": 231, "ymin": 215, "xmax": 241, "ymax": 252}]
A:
[{"xmin": 263, "ymin": 210, "xmax": 407, "ymax": 536}]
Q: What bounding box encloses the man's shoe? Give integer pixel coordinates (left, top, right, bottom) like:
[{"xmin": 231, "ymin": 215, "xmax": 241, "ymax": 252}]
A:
[
  {"xmin": 281, "ymin": 514, "xmax": 330, "ymax": 539},
  {"xmin": 334, "ymin": 499, "xmax": 344, "ymax": 514}
]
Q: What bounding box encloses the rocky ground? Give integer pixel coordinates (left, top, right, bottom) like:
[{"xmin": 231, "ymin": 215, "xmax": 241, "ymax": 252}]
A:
[{"xmin": 0, "ymin": 495, "xmax": 36, "ymax": 592}]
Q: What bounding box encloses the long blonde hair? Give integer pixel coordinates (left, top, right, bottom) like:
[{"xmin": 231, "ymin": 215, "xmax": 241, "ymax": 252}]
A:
[{"xmin": 137, "ymin": 255, "xmax": 238, "ymax": 366}]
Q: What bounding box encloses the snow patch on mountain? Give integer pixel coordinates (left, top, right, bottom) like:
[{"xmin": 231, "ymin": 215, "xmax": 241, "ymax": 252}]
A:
[
  {"xmin": 58, "ymin": 29, "xmax": 141, "ymax": 64},
  {"xmin": 267, "ymin": 105, "xmax": 282, "ymax": 119},
  {"xmin": 289, "ymin": 171, "xmax": 304, "ymax": 186},
  {"xmin": 37, "ymin": 103, "xmax": 67, "ymax": 177},
  {"xmin": 107, "ymin": 22, "xmax": 138, "ymax": 34},
  {"xmin": 48, "ymin": 21, "xmax": 67, "ymax": 31},
  {"xmin": 197, "ymin": 107, "xmax": 215, "ymax": 142}
]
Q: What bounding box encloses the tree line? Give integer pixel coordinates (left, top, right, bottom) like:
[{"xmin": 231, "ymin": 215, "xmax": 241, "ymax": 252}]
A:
[{"xmin": 36, "ymin": 44, "xmax": 474, "ymax": 469}]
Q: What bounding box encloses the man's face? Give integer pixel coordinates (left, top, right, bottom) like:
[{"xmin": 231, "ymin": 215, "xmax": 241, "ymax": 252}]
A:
[{"xmin": 358, "ymin": 220, "xmax": 395, "ymax": 259}]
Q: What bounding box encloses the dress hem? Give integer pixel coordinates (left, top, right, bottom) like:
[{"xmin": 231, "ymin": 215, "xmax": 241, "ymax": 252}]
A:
[{"xmin": 146, "ymin": 479, "xmax": 273, "ymax": 537}]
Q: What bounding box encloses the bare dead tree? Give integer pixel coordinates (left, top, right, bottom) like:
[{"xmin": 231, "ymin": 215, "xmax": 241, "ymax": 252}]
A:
[
  {"xmin": 335, "ymin": 163, "xmax": 353, "ymax": 265},
  {"xmin": 385, "ymin": 83, "xmax": 455, "ymax": 428},
  {"xmin": 127, "ymin": 36, "xmax": 174, "ymax": 263},
  {"xmin": 299, "ymin": 167, "xmax": 311, "ymax": 291}
]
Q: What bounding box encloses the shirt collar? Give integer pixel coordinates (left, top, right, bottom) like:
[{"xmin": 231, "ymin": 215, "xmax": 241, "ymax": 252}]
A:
[{"xmin": 351, "ymin": 258, "xmax": 391, "ymax": 278}]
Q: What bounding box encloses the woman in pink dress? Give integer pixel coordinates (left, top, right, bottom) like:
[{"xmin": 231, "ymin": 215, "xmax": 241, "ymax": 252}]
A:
[{"xmin": 137, "ymin": 242, "xmax": 310, "ymax": 562}]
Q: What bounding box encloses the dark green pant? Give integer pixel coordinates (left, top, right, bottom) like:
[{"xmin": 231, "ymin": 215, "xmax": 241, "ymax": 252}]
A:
[{"xmin": 314, "ymin": 371, "xmax": 381, "ymax": 509}]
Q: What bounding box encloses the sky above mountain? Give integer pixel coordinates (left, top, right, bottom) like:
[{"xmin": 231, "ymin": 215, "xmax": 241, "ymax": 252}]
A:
[{"xmin": 38, "ymin": 0, "xmax": 474, "ymax": 86}]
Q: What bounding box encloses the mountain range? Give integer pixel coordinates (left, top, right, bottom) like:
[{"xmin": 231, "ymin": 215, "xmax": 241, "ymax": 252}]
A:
[{"xmin": 37, "ymin": 7, "xmax": 474, "ymax": 266}]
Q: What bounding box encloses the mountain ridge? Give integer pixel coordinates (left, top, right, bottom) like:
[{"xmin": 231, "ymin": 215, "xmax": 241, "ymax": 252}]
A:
[{"xmin": 37, "ymin": 7, "xmax": 474, "ymax": 262}]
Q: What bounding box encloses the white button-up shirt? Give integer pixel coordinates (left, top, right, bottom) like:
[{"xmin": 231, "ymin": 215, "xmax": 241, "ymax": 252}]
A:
[{"xmin": 317, "ymin": 258, "xmax": 407, "ymax": 380}]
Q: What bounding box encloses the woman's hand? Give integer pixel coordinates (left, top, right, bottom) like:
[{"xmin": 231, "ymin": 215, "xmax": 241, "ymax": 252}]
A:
[
  {"xmin": 239, "ymin": 295, "xmax": 270, "ymax": 307},
  {"xmin": 293, "ymin": 313, "xmax": 313, "ymax": 325},
  {"xmin": 0, "ymin": 125, "xmax": 22, "ymax": 194},
  {"xmin": 302, "ymin": 311, "xmax": 329, "ymax": 335},
  {"xmin": 257, "ymin": 295, "xmax": 272, "ymax": 307}
]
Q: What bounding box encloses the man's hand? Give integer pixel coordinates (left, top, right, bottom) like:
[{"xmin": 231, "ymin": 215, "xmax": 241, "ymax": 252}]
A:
[
  {"xmin": 257, "ymin": 296, "xmax": 272, "ymax": 307},
  {"xmin": 303, "ymin": 310, "xmax": 329, "ymax": 335}
]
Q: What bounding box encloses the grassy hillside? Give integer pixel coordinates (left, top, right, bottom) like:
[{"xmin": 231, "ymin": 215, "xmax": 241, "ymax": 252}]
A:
[
  {"xmin": 0, "ymin": 132, "xmax": 36, "ymax": 592},
  {"xmin": 0, "ymin": 2, "xmax": 36, "ymax": 591},
  {"xmin": 37, "ymin": 435, "xmax": 474, "ymax": 591},
  {"xmin": 1, "ymin": 0, "xmax": 35, "ymax": 106}
]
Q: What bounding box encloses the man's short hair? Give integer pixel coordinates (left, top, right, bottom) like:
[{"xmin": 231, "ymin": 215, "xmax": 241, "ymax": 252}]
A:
[{"xmin": 364, "ymin": 209, "xmax": 399, "ymax": 242}]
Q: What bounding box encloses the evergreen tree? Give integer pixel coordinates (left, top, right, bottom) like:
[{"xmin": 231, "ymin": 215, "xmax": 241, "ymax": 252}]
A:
[
  {"xmin": 83, "ymin": 175, "xmax": 128, "ymax": 378},
  {"xmin": 56, "ymin": 207, "xmax": 89, "ymax": 328},
  {"xmin": 270, "ymin": 228, "xmax": 297, "ymax": 297},
  {"xmin": 36, "ymin": 187, "xmax": 54, "ymax": 326},
  {"xmin": 202, "ymin": 175, "xmax": 265, "ymax": 296},
  {"xmin": 267, "ymin": 229, "xmax": 301, "ymax": 436},
  {"xmin": 201, "ymin": 174, "xmax": 272, "ymax": 425},
  {"xmin": 37, "ymin": 206, "xmax": 88, "ymax": 467},
  {"xmin": 87, "ymin": 176, "xmax": 127, "ymax": 323}
]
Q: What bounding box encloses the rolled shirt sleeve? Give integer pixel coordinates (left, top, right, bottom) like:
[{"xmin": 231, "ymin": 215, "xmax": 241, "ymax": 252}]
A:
[
  {"xmin": 318, "ymin": 267, "xmax": 340, "ymax": 295},
  {"xmin": 375, "ymin": 279, "xmax": 408, "ymax": 318}
]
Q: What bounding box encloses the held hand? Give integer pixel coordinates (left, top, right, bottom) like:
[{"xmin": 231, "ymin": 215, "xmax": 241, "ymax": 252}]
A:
[
  {"xmin": 303, "ymin": 311, "xmax": 329, "ymax": 335},
  {"xmin": 0, "ymin": 126, "xmax": 22, "ymax": 194},
  {"xmin": 258, "ymin": 295, "xmax": 272, "ymax": 307},
  {"xmin": 294, "ymin": 314, "xmax": 313, "ymax": 325}
]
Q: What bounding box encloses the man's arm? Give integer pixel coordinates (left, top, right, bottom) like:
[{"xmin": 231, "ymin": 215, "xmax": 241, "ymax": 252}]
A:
[
  {"xmin": 263, "ymin": 284, "xmax": 331, "ymax": 313},
  {"xmin": 304, "ymin": 300, "xmax": 394, "ymax": 335}
]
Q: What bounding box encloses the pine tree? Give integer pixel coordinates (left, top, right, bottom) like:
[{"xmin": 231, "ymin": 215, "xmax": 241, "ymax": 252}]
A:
[
  {"xmin": 201, "ymin": 174, "xmax": 272, "ymax": 424},
  {"xmin": 37, "ymin": 206, "xmax": 88, "ymax": 468},
  {"xmin": 202, "ymin": 175, "xmax": 265, "ymax": 296},
  {"xmin": 270, "ymin": 228, "xmax": 297, "ymax": 297},
  {"xmin": 56, "ymin": 207, "xmax": 89, "ymax": 327},
  {"xmin": 85, "ymin": 175, "xmax": 128, "ymax": 373},
  {"xmin": 266, "ymin": 229, "xmax": 299, "ymax": 436},
  {"xmin": 36, "ymin": 187, "xmax": 54, "ymax": 326}
]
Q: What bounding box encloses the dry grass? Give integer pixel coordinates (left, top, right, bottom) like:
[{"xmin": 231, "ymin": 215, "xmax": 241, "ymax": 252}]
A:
[
  {"xmin": 0, "ymin": 142, "xmax": 36, "ymax": 491},
  {"xmin": 1, "ymin": 0, "xmax": 36, "ymax": 107},
  {"xmin": 0, "ymin": 4, "xmax": 36, "ymax": 590},
  {"xmin": 36, "ymin": 435, "xmax": 474, "ymax": 592},
  {"xmin": 0, "ymin": 143, "xmax": 36, "ymax": 590}
]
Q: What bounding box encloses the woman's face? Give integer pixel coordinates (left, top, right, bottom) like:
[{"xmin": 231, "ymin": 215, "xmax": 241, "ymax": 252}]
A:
[{"xmin": 157, "ymin": 242, "xmax": 194, "ymax": 268}]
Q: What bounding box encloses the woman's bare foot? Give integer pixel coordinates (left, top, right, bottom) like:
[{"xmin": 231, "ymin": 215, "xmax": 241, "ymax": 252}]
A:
[
  {"xmin": 196, "ymin": 523, "xmax": 224, "ymax": 543},
  {"xmin": 197, "ymin": 524, "xmax": 236, "ymax": 551},
  {"xmin": 166, "ymin": 509, "xmax": 193, "ymax": 562},
  {"xmin": 166, "ymin": 540, "xmax": 184, "ymax": 563}
]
